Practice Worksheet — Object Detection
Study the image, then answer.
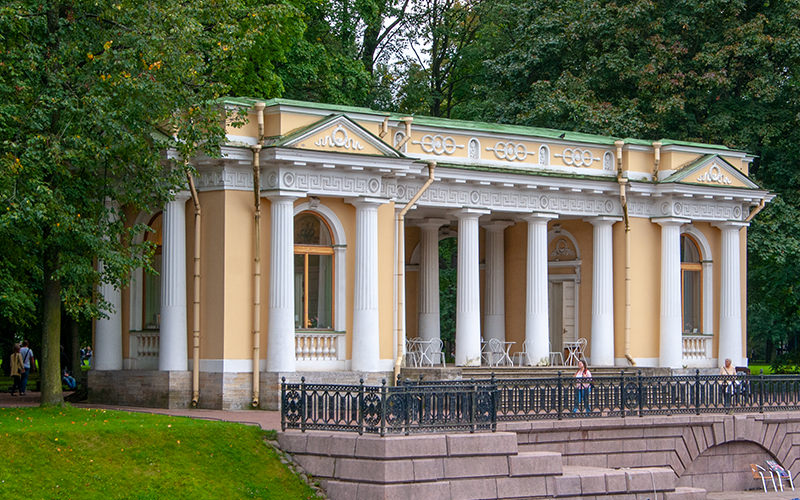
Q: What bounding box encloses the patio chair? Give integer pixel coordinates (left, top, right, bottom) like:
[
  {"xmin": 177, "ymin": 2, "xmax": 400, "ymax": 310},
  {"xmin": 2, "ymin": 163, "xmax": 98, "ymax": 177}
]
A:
[
  {"xmin": 766, "ymin": 460, "xmax": 795, "ymax": 491},
  {"xmin": 419, "ymin": 338, "xmax": 445, "ymax": 367},
  {"xmin": 485, "ymin": 338, "xmax": 505, "ymax": 367},
  {"xmin": 512, "ymin": 343, "xmax": 530, "ymax": 366},
  {"xmin": 751, "ymin": 464, "xmax": 777, "ymax": 492},
  {"xmin": 405, "ymin": 339, "xmax": 421, "ymax": 367}
]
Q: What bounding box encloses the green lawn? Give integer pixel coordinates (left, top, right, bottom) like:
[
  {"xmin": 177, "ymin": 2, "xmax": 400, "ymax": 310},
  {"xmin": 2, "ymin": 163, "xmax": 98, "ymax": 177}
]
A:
[
  {"xmin": 0, "ymin": 406, "xmax": 319, "ymax": 500},
  {"xmin": 749, "ymin": 364, "xmax": 773, "ymax": 375}
]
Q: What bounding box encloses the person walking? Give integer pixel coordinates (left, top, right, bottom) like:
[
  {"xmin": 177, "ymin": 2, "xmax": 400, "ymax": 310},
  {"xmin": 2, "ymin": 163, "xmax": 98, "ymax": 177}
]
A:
[
  {"xmin": 19, "ymin": 340, "xmax": 34, "ymax": 395},
  {"xmin": 9, "ymin": 344, "xmax": 24, "ymax": 396}
]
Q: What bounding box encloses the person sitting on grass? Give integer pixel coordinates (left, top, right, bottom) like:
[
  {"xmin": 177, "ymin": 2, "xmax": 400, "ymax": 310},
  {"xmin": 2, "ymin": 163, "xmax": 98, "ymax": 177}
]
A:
[{"xmin": 62, "ymin": 369, "xmax": 76, "ymax": 390}]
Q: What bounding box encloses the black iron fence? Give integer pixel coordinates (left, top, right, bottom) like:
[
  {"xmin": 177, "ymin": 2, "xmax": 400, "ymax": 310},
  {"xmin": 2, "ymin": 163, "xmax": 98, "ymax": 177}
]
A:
[{"xmin": 280, "ymin": 371, "xmax": 800, "ymax": 435}]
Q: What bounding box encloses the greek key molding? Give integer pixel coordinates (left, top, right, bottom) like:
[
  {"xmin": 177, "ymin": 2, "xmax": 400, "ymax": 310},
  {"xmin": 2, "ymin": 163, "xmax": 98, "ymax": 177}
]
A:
[{"xmin": 195, "ymin": 165, "xmax": 253, "ymax": 191}]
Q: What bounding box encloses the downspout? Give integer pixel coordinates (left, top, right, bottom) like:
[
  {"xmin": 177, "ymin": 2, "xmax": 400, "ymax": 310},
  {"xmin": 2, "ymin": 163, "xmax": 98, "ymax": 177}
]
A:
[
  {"xmin": 745, "ymin": 199, "xmax": 766, "ymax": 222},
  {"xmin": 251, "ymin": 102, "xmax": 266, "ymax": 407},
  {"xmin": 651, "ymin": 141, "xmax": 662, "ymax": 181},
  {"xmin": 393, "ymin": 161, "xmax": 436, "ymax": 382},
  {"xmin": 186, "ymin": 170, "xmax": 202, "ymax": 407},
  {"xmin": 615, "ymin": 140, "xmax": 635, "ymax": 366},
  {"xmin": 396, "ymin": 117, "xmax": 413, "ymax": 150}
]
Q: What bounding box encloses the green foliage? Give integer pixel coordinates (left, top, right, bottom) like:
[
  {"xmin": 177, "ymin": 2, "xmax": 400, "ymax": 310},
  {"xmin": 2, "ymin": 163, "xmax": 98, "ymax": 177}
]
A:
[
  {"xmin": 0, "ymin": 406, "xmax": 319, "ymax": 499},
  {"xmin": 439, "ymin": 237, "xmax": 457, "ymax": 359}
]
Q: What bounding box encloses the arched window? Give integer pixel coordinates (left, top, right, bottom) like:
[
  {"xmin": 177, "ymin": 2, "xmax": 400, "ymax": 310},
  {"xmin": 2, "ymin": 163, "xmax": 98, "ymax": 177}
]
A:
[
  {"xmin": 143, "ymin": 212, "xmax": 163, "ymax": 330},
  {"xmin": 294, "ymin": 212, "xmax": 334, "ymax": 329},
  {"xmin": 681, "ymin": 234, "xmax": 702, "ymax": 334}
]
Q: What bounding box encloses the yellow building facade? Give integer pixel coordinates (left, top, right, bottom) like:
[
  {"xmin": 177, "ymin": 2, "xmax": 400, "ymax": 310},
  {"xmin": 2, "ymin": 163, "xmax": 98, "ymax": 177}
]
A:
[{"xmin": 89, "ymin": 99, "xmax": 772, "ymax": 410}]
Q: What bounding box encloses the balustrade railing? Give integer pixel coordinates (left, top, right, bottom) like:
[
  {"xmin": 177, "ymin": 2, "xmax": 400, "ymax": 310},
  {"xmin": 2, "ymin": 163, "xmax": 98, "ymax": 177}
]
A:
[
  {"xmin": 281, "ymin": 372, "xmax": 800, "ymax": 435},
  {"xmin": 129, "ymin": 331, "xmax": 159, "ymax": 369},
  {"xmin": 682, "ymin": 334, "xmax": 712, "ymax": 361},
  {"xmin": 295, "ymin": 331, "xmax": 343, "ymax": 361}
]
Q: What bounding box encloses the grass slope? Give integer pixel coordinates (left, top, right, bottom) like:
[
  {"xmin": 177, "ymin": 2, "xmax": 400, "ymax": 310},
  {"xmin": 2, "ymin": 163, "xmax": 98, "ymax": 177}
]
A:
[{"xmin": 0, "ymin": 407, "xmax": 319, "ymax": 500}]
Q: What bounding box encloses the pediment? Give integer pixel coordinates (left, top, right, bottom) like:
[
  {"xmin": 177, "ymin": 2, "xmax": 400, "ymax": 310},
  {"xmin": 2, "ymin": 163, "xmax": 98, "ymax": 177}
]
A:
[
  {"xmin": 663, "ymin": 155, "xmax": 759, "ymax": 189},
  {"xmin": 274, "ymin": 114, "xmax": 402, "ymax": 157}
]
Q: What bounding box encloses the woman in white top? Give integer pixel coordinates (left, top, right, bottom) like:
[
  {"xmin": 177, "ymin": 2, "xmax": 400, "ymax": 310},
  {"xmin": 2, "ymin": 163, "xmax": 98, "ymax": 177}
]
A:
[{"xmin": 573, "ymin": 359, "xmax": 592, "ymax": 413}]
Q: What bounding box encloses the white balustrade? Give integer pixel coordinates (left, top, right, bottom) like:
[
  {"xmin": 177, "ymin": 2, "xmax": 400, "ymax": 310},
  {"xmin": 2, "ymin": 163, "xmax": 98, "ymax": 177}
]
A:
[
  {"xmin": 295, "ymin": 332, "xmax": 344, "ymax": 361},
  {"xmin": 682, "ymin": 334, "xmax": 712, "ymax": 361},
  {"xmin": 129, "ymin": 331, "xmax": 160, "ymax": 370}
]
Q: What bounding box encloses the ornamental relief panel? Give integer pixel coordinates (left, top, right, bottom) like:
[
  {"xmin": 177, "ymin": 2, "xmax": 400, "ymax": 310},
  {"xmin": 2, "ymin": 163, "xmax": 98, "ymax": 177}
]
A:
[{"xmin": 195, "ymin": 165, "xmax": 253, "ymax": 191}]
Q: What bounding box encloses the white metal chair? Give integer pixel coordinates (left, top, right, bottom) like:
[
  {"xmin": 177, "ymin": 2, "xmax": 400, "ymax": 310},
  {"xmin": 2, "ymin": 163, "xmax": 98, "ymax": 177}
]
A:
[
  {"xmin": 418, "ymin": 338, "xmax": 445, "ymax": 367},
  {"xmin": 405, "ymin": 339, "xmax": 421, "ymax": 367},
  {"xmin": 766, "ymin": 460, "xmax": 795, "ymax": 491},
  {"xmin": 485, "ymin": 338, "xmax": 505, "ymax": 367},
  {"xmin": 549, "ymin": 351, "xmax": 564, "ymax": 366},
  {"xmin": 512, "ymin": 343, "xmax": 530, "ymax": 366},
  {"xmin": 751, "ymin": 463, "xmax": 777, "ymax": 492}
]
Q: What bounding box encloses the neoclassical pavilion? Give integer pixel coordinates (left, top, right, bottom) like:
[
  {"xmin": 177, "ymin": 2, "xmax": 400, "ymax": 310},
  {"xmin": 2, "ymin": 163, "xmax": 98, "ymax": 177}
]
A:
[{"xmin": 89, "ymin": 99, "xmax": 773, "ymax": 409}]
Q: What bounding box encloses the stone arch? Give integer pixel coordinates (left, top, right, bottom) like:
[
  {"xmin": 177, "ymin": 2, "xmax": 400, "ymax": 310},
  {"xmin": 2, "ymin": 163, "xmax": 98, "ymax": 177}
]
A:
[{"xmin": 674, "ymin": 417, "xmax": 796, "ymax": 492}]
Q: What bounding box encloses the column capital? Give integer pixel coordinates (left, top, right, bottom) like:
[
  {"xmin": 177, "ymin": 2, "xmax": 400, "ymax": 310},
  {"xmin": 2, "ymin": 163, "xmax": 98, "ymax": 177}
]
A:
[
  {"xmin": 348, "ymin": 196, "xmax": 390, "ymax": 208},
  {"xmin": 415, "ymin": 218, "xmax": 451, "ymax": 230},
  {"xmin": 652, "ymin": 217, "xmax": 690, "ymax": 227},
  {"xmin": 712, "ymin": 220, "xmax": 749, "ymax": 230},
  {"xmin": 483, "ymin": 220, "xmax": 515, "ymax": 232},
  {"xmin": 264, "ymin": 189, "xmax": 304, "ymax": 202},
  {"xmin": 523, "ymin": 212, "xmax": 558, "ymax": 224},
  {"xmin": 454, "ymin": 207, "xmax": 490, "ymax": 220},
  {"xmin": 585, "ymin": 216, "xmax": 622, "ymax": 226},
  {"xmin": 170, "ymin": 190, "xmax": 191, "ymax": 203}
]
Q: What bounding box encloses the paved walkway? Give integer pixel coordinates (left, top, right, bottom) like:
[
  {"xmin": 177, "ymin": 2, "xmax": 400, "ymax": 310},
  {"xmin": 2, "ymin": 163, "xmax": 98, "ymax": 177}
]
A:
[{"xmin": 3, "ymin": 390, "xmax": 799, "ymax": 499}]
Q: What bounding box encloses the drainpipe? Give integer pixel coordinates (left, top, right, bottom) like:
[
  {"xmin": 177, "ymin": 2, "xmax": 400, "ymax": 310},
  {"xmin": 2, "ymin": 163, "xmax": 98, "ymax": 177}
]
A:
[
  {"xmin": 745, "ymin": 199, "xmax": 766, "ymax": 222},
  {"xmin": 651, "ymin": 141, "xmax": 662, "ymax": 181},
  {"xmin": 187, "ymin": 170, "xmax": 202, "ymax": 407},
  {"xmin": 396, "ymin": 117, "xmax": 413, "ymax": 150},
  {"xmin": 251, "ymin": 102, "xmax": 266, "ymax": 407},
  {"xmin": 615, "ymin": 140, "xmax": 635, "ymax": 366},
  {"xmin": 394, "ymin": 161, "xmax": 437, "ymax": 382}
]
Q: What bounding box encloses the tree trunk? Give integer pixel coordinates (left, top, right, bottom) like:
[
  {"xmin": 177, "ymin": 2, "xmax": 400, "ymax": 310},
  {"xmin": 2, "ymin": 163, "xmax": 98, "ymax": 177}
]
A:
[{"xmin": 40, "ymin": 257, "xmax": 63, "ymax": 406}]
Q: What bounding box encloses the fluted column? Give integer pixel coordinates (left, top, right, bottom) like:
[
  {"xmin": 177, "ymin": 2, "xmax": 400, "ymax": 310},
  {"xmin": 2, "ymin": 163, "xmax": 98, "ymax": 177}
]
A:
[
  {"xmin": 266, "ymin": 193, "xmax": 299, "ymax": 372},
  {"xmin": 484, "ymin": 221, "xmax": 513, "ymax": 343},
  {"xmin": 418, "ymin": 219, "xmax": 448, "ymax": 341},
  {"xmin": 159, "ymin": 192, "xmax": 190, "ymax": 371},
  {"xmin": 351, "ymin": 198, "xmax": 386, "ymax": 371},
  {"xmin": 654, "ymin": 218, "xmax": 689, "ymax": 368},
  {"xmin": 455, "ymin": 208, "xmax": 488, "ymax": 366},
  {"xmin": 715, "ymin": 221, "xmax": 748, "ymax": 367},
  {"xmin": 95, "ymin": 239, "xmax": 123, "ymax": 370},
  {"xmin": 588, "ymin": 217, "xmax": 619, "ymax": 366},
  {"xmin": 525, "ymin": 213, "xmax": 557, "ymax": 366}
]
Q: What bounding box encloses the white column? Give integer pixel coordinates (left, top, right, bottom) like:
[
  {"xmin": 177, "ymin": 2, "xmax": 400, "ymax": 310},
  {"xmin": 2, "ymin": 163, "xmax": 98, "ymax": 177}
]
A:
[
  {"xmin": 715, "ymin": 221, "xmax": 748, "ymax": 367},
  {"xmin": 159, "ymin": 192, "xmax": 190, "ymax": 371},
  {"xmin": 484, "ymin": 221, "xmax": 513, "ymax": 342},
  {"xmin": 351, "ymin": 198, "xmax": 385, "ymax": 371},
  {"xmin": 455, "ymin": 208, "xmax": 488, "ymax": 366},
  {"xmin": 418, "ymin": 219, "xmax": 448, "ymax": 341},
  {"xmin": 266, "ymin": 193, "xmax": 299, "ymax": 372},
  {"xmin": 95, "ymin": 261, "xmax": 123, "ymax": 370},
  {"xmin": 588, "ymin": 217, "xmax": 619, "ymax": 366},
  {"xmin": 525, "ymin": 213, "xmax": 557, "ymax": 366},
  {"xmin": 655, "ymin": 218, "xmax": 689, "ymax": 368}
]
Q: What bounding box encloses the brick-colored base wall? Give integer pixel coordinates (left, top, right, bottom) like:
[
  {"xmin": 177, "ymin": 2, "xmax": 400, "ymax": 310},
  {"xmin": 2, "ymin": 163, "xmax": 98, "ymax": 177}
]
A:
[{"xmin": 88, "ymin": 370, "xmax": 191, "ymax": 409}]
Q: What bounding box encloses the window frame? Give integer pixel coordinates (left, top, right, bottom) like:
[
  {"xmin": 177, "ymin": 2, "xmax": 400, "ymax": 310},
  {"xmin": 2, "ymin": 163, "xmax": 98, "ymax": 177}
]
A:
[
  {"xmin": 294, "ymin": 211, "xmax": 336, "ymax": 330},
  {"xmin": 680, "ymin": 234, "xmax": 703, "ymax": 334}
]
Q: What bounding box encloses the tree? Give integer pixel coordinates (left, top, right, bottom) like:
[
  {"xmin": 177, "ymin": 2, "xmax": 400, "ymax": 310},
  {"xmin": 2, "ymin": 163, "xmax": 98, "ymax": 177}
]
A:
[{"xmin": 0, "ymin": 0, "xmax": 302, "ymax": 405}]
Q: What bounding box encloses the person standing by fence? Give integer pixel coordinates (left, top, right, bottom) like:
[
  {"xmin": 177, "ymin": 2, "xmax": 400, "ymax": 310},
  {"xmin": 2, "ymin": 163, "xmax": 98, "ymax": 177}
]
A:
[{"xmin": 573, "ymin": 359, "xmax": 592, "ymax": 413}]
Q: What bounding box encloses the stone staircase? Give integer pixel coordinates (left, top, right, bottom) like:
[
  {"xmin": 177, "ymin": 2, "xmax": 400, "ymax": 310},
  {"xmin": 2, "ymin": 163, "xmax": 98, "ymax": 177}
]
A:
[{"xmin": 277, "ymin": 430, "xmax": 708, "ymax": 500}]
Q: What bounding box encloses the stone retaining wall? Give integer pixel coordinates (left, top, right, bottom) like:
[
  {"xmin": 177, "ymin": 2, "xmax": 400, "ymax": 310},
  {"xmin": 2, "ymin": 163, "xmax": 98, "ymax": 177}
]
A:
[{"xmin": 277, "ymin": 430, "xmax": 703, "ymax": 500}]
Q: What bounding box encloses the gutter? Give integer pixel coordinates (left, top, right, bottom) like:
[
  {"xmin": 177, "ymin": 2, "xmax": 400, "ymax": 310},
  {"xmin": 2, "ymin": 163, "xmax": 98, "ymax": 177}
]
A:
[
  {"xmin": 187, "ymin": 170, "xmax": 202, "ymax": 407},
  {"xmin": 393, "ymin": 162, "xmax": 436, "ymax": 382},
  {"xmin": 251, "ymin": 102, "xmax": 266, "ymax": 407}
]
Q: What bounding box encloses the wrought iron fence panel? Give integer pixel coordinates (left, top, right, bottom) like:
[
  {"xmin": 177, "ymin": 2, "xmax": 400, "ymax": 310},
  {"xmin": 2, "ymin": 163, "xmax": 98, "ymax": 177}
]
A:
[{"xmin": 282, "ymin": 373, "xmax": 800, "ymax": 434}]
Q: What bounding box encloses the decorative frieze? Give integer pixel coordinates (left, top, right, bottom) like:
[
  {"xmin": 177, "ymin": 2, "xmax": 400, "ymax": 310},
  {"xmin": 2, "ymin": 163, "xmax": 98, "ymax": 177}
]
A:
[
  {"xmin": 314, "ymin": 124, "xmax": 364, "ymax": 151},
  {"xmin": 487, "ymin": 141, "xmax": 528, "ymax": 161},
  {"xmin": 554, "ymin": 147, "xmax": 600, "ymax": 167},
  {"xmin": 412, "ymin": 134, "xmax": 464, "ymax": 155},
  {"xmin": 697, "ymin": 165, "xmax": 733, "ymax": 185}
]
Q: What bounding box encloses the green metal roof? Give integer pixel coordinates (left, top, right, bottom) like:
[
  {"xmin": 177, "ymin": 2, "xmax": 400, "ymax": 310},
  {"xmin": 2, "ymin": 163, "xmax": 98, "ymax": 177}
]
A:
[{"xmin": 223, "ymin": 97, "xmax": 739, "ymax": 153}]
